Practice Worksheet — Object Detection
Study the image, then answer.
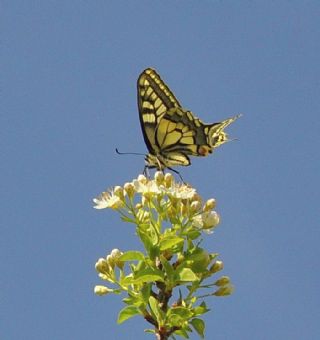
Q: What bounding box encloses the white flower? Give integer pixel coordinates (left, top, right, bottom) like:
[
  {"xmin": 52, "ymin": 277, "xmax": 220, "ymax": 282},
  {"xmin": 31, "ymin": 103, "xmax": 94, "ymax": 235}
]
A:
[
  {"xmin": 192, "ymin": 211, "xmax": 220, "ymax": 230},
  {"xmin": 133, "ymin": 179, "xmax": 162, "ymax": 198},
  {"xmin": 166, "ymin": 183, "xmax": 196, "ymax": 200},
  {"xmin": 93, "ymin": 190, "xmax": 124, "ymax": 210}
]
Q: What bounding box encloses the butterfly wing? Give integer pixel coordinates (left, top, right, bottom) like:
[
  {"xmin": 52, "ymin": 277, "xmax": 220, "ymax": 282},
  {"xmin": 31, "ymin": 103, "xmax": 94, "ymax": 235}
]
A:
[
  {"xmin": 137, "ymin": 68, "xmax": 241, "ymax": 170},
  {"xmin": 154, "ymin": 108, "xmax": 204, "ymax": 165},
  {"xmin": 156, "ymin": 109, "xmax": 241, "ymax": 164},
  {"xmin": 137, "ymin": 68, "xmax": 181, "ymax": 155}
]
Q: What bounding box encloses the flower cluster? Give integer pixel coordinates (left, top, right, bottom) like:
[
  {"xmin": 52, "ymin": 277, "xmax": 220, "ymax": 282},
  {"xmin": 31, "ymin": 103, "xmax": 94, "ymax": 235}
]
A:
[
  {"xmin": 93, "ymin": 172, "xmax": 220, "ymax": 233},
  {"xmin": 94, "ymin": 248, "xmax": 124, "ymax": 295}
]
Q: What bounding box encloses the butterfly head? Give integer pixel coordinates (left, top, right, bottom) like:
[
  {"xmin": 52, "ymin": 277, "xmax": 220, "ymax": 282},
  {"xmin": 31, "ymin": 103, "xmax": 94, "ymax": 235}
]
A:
[{"xmin": 207, "ymin": 114, "xmax": 242, "ymax": 149}]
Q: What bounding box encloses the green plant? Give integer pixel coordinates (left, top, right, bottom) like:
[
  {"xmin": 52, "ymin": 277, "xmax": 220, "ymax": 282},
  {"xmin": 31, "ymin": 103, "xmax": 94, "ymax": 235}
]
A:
[{"xmin": 93, "ymin": 172, "xmax": 233, "ymax": 340}]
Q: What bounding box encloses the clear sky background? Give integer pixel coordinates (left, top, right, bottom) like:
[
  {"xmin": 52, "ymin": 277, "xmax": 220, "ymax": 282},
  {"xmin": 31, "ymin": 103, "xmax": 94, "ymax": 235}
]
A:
[{"xmin": 2, "ymin": 1, "xmax": 320, "ymax": 339}]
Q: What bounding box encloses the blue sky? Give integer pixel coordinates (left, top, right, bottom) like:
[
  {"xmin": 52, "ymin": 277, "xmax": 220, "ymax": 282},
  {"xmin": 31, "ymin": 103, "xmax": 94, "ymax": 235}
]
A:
[{"xmin": 2, "ymin": 1, "xmax": 320, "ymax": 339}]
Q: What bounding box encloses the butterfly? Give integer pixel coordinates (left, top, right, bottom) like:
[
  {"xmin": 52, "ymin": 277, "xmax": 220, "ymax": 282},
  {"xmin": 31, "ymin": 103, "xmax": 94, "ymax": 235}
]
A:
[{"xmin": 137, "ymin": 68, "xmax": 241, "ymax": 173}]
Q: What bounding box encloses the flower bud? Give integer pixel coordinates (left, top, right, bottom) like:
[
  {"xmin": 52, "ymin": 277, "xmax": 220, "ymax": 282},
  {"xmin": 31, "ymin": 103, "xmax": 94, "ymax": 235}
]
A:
[
  {"xmin": 190, "ymin": 200, "xmax": 201, "ymax": 213},
  {"xmin": 203, "ymin": 198, "xmax": 216, "ymax": 212},
  {"xmin": 214, "ymin": 276, "xmax": 231, "ymax": 286},
  {"xmin": 124, "ymin": 182, "xmax": 135, "ymax": 198},
  {"xmin": 94, "ymin": 285, "xmax": 112, "ymax": 296},
  {"xmin": 98, "ymin": 273, "xmax": 109, "ymax": 281},
  {"xmin": 95, "ymin": 258, "xmax": 110, "ymax": 274},
  {"xmin": 192, "ymin": 211, "xmax": 220, "ymax": 230},
  {"xmin": 106, "ymin": 254, "xmax": 115, "ymax": 268},
  {"xmin": 110, "ymin": 249, "xmax": 124, "ymax": 269},
  {"xmin": 191, "ymin": 192, "xmax": 202, "ymax": 203},
  {"xmin": 213, "ymin": 284, "xmax": 234, "ymax": 296},
  {"xmin": 110, "ymin": 248, "xmax": 122, "ymax": 259},
  {"xmin": 203, "ymin": 211, "xmax": 220, "ymax": 229},
  {"xmin": 137, "ymin": 174, "xmax": 147, "ymax": 184},
  {"xmin": 209, "ymin": 260, "xmax": 224, "ymax": 274},
  {"xmin": 154, "ymin": 171, "xmax": 164, "ymax": 185},
  {"xmin": 164, "ymin": 173, "xmax": 173, "ymax": 188},
  {"xmin": 114, "ymin": 186, "xmax": 124, "ymax": 199}
]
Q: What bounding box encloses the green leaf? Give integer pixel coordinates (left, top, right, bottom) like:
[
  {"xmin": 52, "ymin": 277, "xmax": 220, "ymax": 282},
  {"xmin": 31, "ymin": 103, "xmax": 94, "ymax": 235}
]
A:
[
  {"xmin": 176, "ymin": 268, "xmax": 198, "ymax": 282},
  {"xmin": 140, "ymin": 283, "xmax": 151, "ymax": 303},
  {"xmin": 134, "ymin": 259, "xmax": 147, "ymax": 272},
  {"xmin": 160, "ymin": 255, "xmax": 175, "ymax": 283},
  {"xmin": 149, "ymin": 245, "xmax": 160, "ymax": 260},
  {"xmin": 117, "ymin": 306, "xmax": 141, "ymax": 324},
  {"xmin": 168, "ymin": 306, "xmax": 193, "ymax": 320},
  {"xmin": 149, "ymin": 296, "xmax": 164, "ymax": 324},
  {"xmin": 167, "ymin": 306, "xmax": 193, "ymax": 328},
  {"xmin": 122, "ymin": 295, "xmax": 138, "ymax": 305},
  {"xmin": 119, "ymin": 251, "xmax": 145, "ymax": 261},
  {"xmin": 144, "ymin": 329, "xmax": 156, "ymax": 334},
  {"xmin": 133, "ymin": 268, "xmax": 164, "ymax": 284},
  {"xmin": 185, "ymin": 247, "xmax": 211, "ymax": 273},
  {"xmin": 190, "ymin": 318, "xmax": 205, "ymax": 338},
  {"xmin": 137, "ymin": 229, "xmax": 153, "ymax": 254},
  {"xmin": 182, "ymin": 228, "xmax": 201, "ymax": 240},
  {"xmin": 173, "ymin": 328, "xmax": 189, "ymax": 338},
  {"xmin": 167, "ymin": 314, "xmax": 184, "ymax": 327},
  {"xmin": 122, "ymin": 292, "xmax": 146, "ymax": 308},
  {"xmin": 193, "ymin": 301, "xmax": 210, "ymax": 316},
  {"xmin": 159, "ymin": 235, "xmax": 184, "ymax": 251},
  {"xmin": 120, "ymin": 274, "xmax": 135, "ymax": 286}
]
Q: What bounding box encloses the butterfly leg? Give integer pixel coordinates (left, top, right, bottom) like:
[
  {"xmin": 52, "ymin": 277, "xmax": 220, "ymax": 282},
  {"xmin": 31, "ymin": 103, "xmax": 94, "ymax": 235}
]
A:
[
  {"xmin": 143, "ymin": 165, "xmax": 150, "ymax": 178},
  {"xmin": 167, "ymin": 167, "xmax": 186, "ymax": 184}
]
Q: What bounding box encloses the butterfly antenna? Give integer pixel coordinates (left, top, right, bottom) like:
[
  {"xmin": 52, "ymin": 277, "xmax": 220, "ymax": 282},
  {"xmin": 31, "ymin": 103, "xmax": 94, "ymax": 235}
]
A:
[
  {"xmin": 228, "ymin": 137, "xmax": 239, "ymax": 143},
  {"xmin": 115, "ymin": 148, "xmax": 146, "ymax": 157}
]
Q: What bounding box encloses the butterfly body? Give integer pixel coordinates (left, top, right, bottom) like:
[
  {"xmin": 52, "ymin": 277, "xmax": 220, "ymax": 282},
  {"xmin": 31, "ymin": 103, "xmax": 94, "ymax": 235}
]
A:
[{"xmin": 137, "ymin": 68, "xmax": 241, "ymax": 171}]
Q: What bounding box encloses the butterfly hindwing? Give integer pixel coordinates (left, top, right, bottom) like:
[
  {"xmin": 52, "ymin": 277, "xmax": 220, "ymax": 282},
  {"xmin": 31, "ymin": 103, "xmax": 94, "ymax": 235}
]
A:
[{"xmin": 158, "ymin": 108, "xmax": 208, "ymax": 154}]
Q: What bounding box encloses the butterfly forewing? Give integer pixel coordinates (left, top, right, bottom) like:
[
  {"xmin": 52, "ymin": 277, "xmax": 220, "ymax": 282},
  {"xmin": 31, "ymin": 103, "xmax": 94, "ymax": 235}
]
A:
[{"xmin": 137, "ymin": 68, "xmax": 181, "ymax": 154}]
